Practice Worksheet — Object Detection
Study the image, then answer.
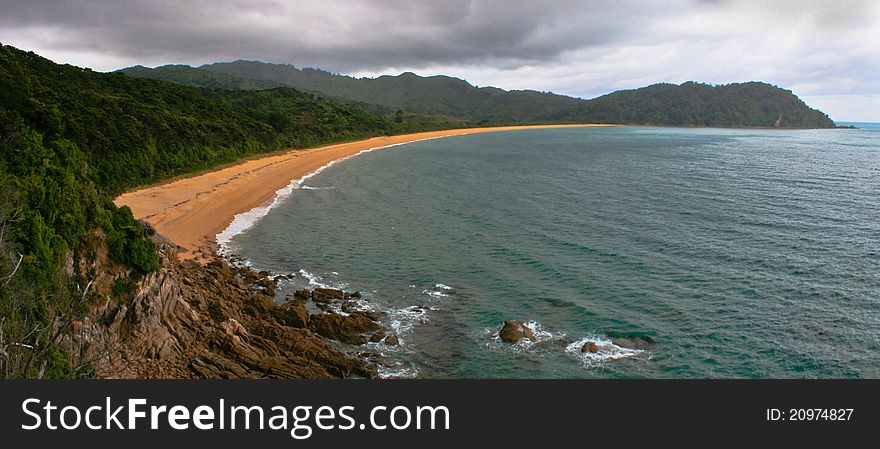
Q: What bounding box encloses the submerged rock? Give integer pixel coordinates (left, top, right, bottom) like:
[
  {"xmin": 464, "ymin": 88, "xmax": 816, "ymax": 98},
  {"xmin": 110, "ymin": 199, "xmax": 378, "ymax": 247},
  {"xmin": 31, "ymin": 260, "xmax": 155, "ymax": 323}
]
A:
[
  {"xmin": 499, "ymin": 320, "xmax": 537, "ymax": 343},
  {"xmin": 608, "ymin": 333, "xmax": 657, "ymax": 350}
]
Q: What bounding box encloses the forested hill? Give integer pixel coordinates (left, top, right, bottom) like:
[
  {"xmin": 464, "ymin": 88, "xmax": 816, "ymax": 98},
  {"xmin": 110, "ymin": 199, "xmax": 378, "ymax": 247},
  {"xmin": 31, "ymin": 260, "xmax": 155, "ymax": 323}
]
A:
[
  {"xmin": 564, "ymin": 82, "xmax": 835, "ymax": 128},
  {"xmin": 0, "ymin": 44, "xmax": 432, "ymax": 377},
  {"xmin": 123, "ymin": 61, "xmax": 585, "ymax": 122},
  {"xmin": 122, "ymin": 60, "xmax": 836, "ymax": 128},
  {"xmin": 121, "ymin": 64, "xmax": 286, "ymax": 91}
]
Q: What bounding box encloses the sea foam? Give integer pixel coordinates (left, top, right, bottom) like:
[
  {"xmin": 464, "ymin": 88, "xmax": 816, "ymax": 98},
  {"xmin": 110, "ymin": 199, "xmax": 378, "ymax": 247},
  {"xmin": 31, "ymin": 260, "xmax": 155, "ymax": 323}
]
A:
[{"xmin": 564, "ymin": 336, "xmax": 644, "ymax": 366}]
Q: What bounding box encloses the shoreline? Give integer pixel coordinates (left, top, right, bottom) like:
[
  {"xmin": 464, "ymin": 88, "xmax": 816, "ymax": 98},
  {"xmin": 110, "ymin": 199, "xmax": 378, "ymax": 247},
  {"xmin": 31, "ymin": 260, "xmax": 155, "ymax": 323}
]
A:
[{"xmin": 115, "ymin": 124, "xmax": 613, "ymax": 261}]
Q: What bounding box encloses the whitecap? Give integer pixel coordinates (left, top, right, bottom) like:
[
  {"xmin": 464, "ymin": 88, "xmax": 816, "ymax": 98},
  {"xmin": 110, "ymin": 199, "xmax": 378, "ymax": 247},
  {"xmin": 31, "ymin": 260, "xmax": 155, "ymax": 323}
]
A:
[
  {"xmin": 421, "ymin": 289, "xmax": 449, "ymax": 299},
  {"xmin": 388, "ymin": 305, "xmax": 435, "ymax": 337},
  {"xmin": 298, "ymin": 268, "xmax": 332, "ymax": 289},
  {"xmin": 484, "ymin": 320, "xmax": 566, "ymax": 353},
  {"xmin": 377, "ymin": 362, "xmax": 420, "ymax": 379},
  {"xmin": 564, "ymin": 336, "xmax": 644, "ymax": 366}
]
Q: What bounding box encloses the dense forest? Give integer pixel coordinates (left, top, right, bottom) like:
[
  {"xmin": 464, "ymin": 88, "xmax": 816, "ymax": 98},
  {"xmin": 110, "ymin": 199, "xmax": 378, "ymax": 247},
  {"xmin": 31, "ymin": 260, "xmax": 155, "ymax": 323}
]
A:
[
  {"xmin": 565, "ymin": 82, "xmax": 836, "ymax": 128},
  {"xmin": 0, "ymin": 43, "xmax": 839, "ymax": 378},
  {"xmin": 122, "ymin": 64, "xmax": 286, "ymax": 91},
  {"xmin": 122, "ymin": 60, "xmax": 836, "ymax": 128},
  {"xmin": 0, "ymin": 44, "xmax": 451, "ymax": 378}
]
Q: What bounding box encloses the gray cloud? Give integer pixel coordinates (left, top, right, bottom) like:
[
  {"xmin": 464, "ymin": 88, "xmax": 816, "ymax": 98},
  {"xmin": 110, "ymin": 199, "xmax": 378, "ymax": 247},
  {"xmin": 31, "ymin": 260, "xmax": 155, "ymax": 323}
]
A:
[
  {"xmin": 0, "ymin": 0, "xmax": 878, "ymax": 120},
  {"xmin": 0, "ymin": 0, "xmax": 673, "ymax": 70}
]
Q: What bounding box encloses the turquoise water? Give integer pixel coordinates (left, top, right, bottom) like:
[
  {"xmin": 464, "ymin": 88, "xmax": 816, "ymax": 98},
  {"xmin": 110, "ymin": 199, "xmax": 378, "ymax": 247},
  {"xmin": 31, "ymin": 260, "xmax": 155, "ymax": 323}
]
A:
[{"xmin": 226, "ymin": 125, "xmax": 880, "ymax": 378}]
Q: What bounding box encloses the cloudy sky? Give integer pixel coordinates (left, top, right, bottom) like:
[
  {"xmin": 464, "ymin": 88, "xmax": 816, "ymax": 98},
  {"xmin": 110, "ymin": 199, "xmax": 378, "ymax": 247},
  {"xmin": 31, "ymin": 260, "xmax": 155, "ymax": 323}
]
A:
[{"xmin": 1, "ymin": 0, "xmax": 878, "ymax": 121}]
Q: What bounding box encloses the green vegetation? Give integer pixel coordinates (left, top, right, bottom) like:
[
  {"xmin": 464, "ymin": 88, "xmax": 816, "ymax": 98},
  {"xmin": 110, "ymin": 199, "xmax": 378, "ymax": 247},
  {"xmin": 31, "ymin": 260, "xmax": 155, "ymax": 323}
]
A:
[
  {"xmin": 0, "ymin": 43, "xmax": 839, "ymax": 378},
  {"xmin": 0, "ymin": 44, "xmax": 450, "ymax": 378},
  {"xmin": 124, "ymin": 60, "xmax": 835, "ymax": 128},
  {"xmin": 562, "ymin": 82, "xmax": 835, "ymax": 128},
  {"xmin": 121, "ymin": 64, "xmax": 286, "ymax": 91}
]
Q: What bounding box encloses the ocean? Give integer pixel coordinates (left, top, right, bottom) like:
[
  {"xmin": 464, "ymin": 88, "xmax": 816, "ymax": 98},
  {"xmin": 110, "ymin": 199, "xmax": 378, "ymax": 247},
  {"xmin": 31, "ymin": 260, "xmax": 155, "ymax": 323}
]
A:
[{"xmin": 222, "ymin": 124, "xmax": 880, "ymax": 378}]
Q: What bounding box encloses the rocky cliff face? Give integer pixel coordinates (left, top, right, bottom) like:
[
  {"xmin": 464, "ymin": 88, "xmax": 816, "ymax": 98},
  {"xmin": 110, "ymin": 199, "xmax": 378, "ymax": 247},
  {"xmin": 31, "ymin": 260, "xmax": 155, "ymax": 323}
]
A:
[{"xmin": 65, "ymin": 233, "xmax": 377, "ymax": 379}]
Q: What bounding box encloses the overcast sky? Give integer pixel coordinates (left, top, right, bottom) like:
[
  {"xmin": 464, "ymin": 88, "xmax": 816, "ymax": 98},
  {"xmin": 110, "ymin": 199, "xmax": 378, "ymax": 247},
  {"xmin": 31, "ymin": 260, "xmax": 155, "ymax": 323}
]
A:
[{"xmin": 1, "ymin": 0, "xmax": 878, "ymax": 121}]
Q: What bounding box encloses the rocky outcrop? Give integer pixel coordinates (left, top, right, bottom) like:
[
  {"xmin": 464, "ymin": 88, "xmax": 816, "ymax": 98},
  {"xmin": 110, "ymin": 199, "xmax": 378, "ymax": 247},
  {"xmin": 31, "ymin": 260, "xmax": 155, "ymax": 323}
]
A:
[
  {"xmin": 295, "ymin": 288, "xmax": 363, "ymax": 311},
  {"xmin": 499, "ymin": 320, "xmax": 536, "ymax": 343},
  {"xmin": 309, "ymin": 312, "xmax": 382, "ymax": 345},
  {"xmin": 278, "ymin": 300, "xmax": 309, "ymax": 328},
  {"xmin": 65, "ymin": 235, "xmax": 377, "ymax": 379},
  {"xmin": 607, "ymin": 333, "xmax": 656, "ymax": 350}
]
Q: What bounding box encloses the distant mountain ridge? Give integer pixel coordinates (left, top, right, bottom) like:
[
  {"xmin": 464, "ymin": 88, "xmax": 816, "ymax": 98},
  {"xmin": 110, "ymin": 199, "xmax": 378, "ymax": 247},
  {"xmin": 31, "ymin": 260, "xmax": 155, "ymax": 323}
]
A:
[{"xmin": 121, "ymin": 60, "xmax": 836, "ymax": 128}]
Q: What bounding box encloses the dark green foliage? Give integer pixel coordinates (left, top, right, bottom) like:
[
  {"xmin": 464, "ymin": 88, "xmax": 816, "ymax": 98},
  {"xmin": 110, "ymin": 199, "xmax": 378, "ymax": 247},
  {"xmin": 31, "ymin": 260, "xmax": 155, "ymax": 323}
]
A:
[
  {"xmin": 560, "ymin": 82, "xmax": 835, "ymax": 128},
  {"xmin": 106, "ymin": 206, "xmax": 160, "ymax": 273},
  {"xmin": 0, "ymin": 44, "xmax": 839, "ymax": 378},
  {"xmin": 120, "ymin": 64, "xmax": 285, "ymax": 90},
  {"xmin": 131, "ymin": 60, "xmax": 834, "ymax": 128},
  {"xmin": 0, "ymin": 44, "xmax": 442, "ymax": 377},
  {"xmin": 133, "ymin": 61, "xmax": 583, "ymax": 123}
]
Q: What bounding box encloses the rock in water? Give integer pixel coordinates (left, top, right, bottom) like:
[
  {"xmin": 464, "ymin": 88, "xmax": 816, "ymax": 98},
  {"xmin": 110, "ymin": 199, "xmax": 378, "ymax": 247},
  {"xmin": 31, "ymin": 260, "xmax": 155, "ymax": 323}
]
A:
[
  {"xmin": 313, "ymin": 288, "xmax": 346, "ymax": 302},
  {"xmin": 383, "ymin": 335, "xmax": 399, "ymax": 345},
  {"xmin": 294, "ymin": 289, "xmax": 311, "ymax": 300},
  {"xmin": 309, "ymin": 311, "xmax": 383, "ymax": 345},
  {"xmin": 581, "ymin": 342, "xmax": 599, "ymax": 353},
  {"xmin": 499, "ymin": 320, "xmax": 536, "ymax": 343},
  {"xmin": 611, "ymin": 335, "xmax": 657, "ymax": 350}
]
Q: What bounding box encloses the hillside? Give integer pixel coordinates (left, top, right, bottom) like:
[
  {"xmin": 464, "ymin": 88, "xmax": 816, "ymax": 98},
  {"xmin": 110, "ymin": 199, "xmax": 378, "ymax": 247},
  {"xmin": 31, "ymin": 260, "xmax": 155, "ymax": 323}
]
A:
[
  {"xmin": 120, "ymin": 64, "xmax": 286, "ymax": 91},
  {"xmin": 122, "ymin": 60, "xmax": 836, "ymax": 128},
  {"xmin": 0, "ymin": 44, "xmax": 425, "ymax": 378},
  {"xmin": 567, "ymin": 81, "xmax": 836, "ymax": 128}
]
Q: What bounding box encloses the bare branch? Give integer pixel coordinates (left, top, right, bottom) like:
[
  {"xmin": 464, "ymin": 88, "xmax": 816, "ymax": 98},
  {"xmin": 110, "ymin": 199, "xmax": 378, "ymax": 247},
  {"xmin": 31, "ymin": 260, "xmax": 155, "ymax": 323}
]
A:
[
  {"xmin": 2, "ymin": 251, "xmax": 22, "ymax": 285},
  {"xmin": 81, "ymin": 278, "xmax": 94, "ymax": 301}
]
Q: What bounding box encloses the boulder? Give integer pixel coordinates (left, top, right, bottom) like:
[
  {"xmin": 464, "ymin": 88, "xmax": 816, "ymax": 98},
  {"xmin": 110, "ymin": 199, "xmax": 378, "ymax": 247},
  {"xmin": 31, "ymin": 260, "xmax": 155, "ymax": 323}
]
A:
[
  {"xmin": 309, "ymin": 311, "xmax": 383, "ymax": 345},
  {"xmin": 610, "ymin": 334, "xmax": 656, "ymax": 350},
  {"xmin": 581, "ymin": 342, "xmax": 599, "ymax": 353},
  {"xmin": 341, "ymin": 301, "xmax": 356, "ymax": 313},
  {"xmin": 383, "ymin": 335, "xmax": 399, "ymax": 345},
  {"xmin": 294, "ymin": 289, "xmax": 311, "ymax": 300},
  {"xmin": 362, "ymin": 310, "xmax": 384, "ymax": 322},
  {"xmin": 499, "ymin": 320, "xmax": 536, "ymax": 343},
  {"xmin": 279, "ymin": 300, "xmax": 309, "ymax": 328},
  {"xmin": 313, "ymin": 288, "xmax": 346, "ymax": 303},
  {"xmin": 256, "ymin": 277, "xmax": 275, "ymax": 289}
]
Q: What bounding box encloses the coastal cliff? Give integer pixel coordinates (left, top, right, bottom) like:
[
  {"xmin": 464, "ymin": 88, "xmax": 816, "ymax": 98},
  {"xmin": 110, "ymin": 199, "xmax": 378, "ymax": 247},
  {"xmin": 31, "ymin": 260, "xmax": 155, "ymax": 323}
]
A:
[
  {"xmin": 64, "ymin": 228, "xmax": 378, "ymax": 379},
  {"xmin": 0, "ymin": 43, "xmax": 845, "ymax": 379}
]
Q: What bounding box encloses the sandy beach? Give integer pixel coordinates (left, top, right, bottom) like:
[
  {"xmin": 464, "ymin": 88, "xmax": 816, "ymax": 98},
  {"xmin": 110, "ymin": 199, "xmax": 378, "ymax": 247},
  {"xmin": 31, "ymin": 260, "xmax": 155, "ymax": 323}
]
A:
[{"xmin": 115, "ymin": 124, "xmax": 612, "ymax": 261}]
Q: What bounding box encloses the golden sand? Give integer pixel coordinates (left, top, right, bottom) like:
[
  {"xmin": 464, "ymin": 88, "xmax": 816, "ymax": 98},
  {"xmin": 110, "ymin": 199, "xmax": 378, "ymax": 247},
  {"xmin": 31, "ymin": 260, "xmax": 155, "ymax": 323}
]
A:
[{"xmin": 115, "ymin": 125, "xmax": 613, "ymax": 262}]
